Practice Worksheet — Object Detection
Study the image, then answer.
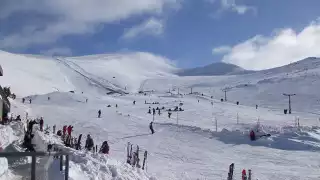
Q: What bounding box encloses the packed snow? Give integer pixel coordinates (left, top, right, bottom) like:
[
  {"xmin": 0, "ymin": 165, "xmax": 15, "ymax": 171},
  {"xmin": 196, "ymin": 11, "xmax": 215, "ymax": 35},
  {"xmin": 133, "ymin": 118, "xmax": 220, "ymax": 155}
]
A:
[{"xmin": 0, "ymin": 50, "xmax": 320, "ymax": 179}]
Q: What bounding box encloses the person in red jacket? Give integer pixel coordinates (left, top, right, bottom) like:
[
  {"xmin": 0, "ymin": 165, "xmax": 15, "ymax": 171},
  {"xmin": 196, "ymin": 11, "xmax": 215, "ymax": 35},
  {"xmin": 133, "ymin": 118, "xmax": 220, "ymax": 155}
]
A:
[
  {"xmin": 39, "ymin": 117, "xmax": 44, "ymax": 132},
  {"xmin": 63, "ymin": 125, "xmax": 67, "ymax": 136},
  {"xmin": 67, "ymin": 125, "xmax": 73, "ymax": 136}
]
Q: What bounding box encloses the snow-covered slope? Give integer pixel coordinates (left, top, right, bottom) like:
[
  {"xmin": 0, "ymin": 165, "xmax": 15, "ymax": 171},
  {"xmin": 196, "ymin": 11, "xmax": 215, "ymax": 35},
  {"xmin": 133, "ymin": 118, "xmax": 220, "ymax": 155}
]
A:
[
  {"xmin": 177, "ymin": 62, "xmax": 254, "ymax": 76},
  {"xmin": 1, "ymin": 51, "xmax": 320, "ymax": 179}
]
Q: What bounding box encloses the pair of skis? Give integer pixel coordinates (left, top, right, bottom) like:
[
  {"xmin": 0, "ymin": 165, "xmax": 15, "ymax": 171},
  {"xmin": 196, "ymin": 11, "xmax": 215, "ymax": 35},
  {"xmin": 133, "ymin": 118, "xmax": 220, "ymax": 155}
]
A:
[
  {"xmin": 126, "ymin": 142, "xmax": 148, "ymax": 170},
  {"xmin": 227, "ymin": 163, "xmax": 252, "ymax": 180},
  {"xmin": 242, "ymin": 169, "xmax": 252, "ymax": 180}
]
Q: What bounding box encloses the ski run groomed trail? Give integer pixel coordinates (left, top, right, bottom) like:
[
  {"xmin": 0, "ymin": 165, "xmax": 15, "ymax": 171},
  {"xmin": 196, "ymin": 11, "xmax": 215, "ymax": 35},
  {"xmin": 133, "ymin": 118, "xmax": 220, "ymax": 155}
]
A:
[{"xmin": 0, "ymin": 50, "xmax": 319, "ymax": 179}]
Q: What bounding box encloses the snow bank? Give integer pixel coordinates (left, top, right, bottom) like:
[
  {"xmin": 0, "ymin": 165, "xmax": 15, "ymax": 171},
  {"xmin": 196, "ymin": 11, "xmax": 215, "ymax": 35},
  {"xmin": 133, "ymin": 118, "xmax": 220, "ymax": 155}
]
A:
[
  {"xmin": 33, "ymin": 131, "xmax": 154, "ymax": 180},
  {"xmin": 0, "ymin": 122, "xmax": 25, "ymax": 178}
]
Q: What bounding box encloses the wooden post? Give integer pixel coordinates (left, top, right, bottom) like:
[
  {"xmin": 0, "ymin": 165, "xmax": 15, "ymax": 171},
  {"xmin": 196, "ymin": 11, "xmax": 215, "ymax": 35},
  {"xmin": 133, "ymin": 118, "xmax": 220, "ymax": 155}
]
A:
[
  {"xmin": 65, "ymin": 155, "xmax": 69, "ymax": 180},
  {"xmin": 215, "ymin": 117, "xmax": 218, "ymax": 132},
  {"xmin": 60, "ymin": 155, "xmax": 63, "ymax": 171},
  {"xmin": 31, "ymin": 155, "xmax": 36, "ymax": 180}
]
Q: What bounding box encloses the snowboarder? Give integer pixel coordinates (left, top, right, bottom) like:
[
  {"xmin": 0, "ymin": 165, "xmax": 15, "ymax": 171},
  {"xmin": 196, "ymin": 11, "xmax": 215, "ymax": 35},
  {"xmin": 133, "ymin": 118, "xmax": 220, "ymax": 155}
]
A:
[
  {"xmin": 149, "ymin": 122, "xmax": 155, "ymax": 134},
  {"xmin": 39, "ymin": 117, "xmax": 44, "ymax": 132},
  {"xmin": 85, "ymin": 134, "xmax": 94, "ymax": 151},
  {"xmin": 67, "ymin": 125, "xmax": 73, "ymax": 136},
  {"xmin": 98, "ymin": 110, "xmax": 101, "ymax": 118},
  {"xmin": 22, "ymin": 98, "xmax": 25, "ymax": 103},
  {"xmin": 53, "ymin": 125, "xmax": 56, "ymax": 134},
  {"xmin": 63, "ymin": 125, "xmax": 67, "ymax": 136},
  {"xmin": 99, "ymin": 141, "xmax": 109, "ymax": 154}
]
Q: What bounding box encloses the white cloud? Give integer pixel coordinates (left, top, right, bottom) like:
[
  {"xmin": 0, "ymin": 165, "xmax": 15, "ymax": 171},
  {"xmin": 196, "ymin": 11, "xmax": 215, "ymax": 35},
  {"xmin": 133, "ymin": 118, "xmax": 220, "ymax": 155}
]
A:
[
  {"xmin": 0, "ymin": 0, "xmax": 181, "ymax": 49},
  {"xmin": 219, "ymin": 20, "xmax": 320, "ymax": 70},
  {"xmin": 122, "ymin": 18, "xmax": 164, "ymax": 39},
  {"xmin": 212, "ymin": 46, "xmax": 231, "ymax": 54},
  {"xmin": 207, "ymin": 0, "xmax": 256, "ymax": 15},
  {"xmin": 41, "ymin": 47, "xmax": 73, "ymax": 56}
]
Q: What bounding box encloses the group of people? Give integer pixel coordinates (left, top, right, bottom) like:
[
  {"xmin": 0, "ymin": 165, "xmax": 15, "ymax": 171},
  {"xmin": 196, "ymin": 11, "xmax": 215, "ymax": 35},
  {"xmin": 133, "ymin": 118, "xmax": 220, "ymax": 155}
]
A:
[{"xmin": 55, "ymin": 124, "xmax": 109, "ymax": 154}]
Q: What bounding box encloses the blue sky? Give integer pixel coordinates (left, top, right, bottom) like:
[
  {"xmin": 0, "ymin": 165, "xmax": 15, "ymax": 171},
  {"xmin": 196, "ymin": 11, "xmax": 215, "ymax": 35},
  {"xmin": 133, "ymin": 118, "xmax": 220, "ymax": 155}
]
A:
[{"xmin": 1, "ymin": 0, "xmax": 320, "ymax": 70}]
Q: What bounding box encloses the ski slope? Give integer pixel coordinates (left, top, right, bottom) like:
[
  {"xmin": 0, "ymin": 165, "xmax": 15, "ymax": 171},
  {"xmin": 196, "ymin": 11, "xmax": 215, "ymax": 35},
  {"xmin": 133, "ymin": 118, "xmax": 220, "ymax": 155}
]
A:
[{"xmin": 0, "ymin": 50, "xmax": 320, "ymax": 179}]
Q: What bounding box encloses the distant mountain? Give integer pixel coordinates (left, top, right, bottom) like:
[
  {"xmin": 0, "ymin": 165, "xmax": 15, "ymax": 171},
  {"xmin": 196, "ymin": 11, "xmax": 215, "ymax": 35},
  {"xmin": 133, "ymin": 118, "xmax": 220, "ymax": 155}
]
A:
[{"xmin": 177, "ymin": 62, "xmax": 254, "ymax": 76}]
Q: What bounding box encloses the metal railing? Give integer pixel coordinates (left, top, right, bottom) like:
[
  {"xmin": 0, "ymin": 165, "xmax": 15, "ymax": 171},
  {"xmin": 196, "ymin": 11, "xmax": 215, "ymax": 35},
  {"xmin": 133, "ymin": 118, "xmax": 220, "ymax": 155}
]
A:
[{"xmin": 0, "ymin": 151, "xmax": 70, "ymax": 180}]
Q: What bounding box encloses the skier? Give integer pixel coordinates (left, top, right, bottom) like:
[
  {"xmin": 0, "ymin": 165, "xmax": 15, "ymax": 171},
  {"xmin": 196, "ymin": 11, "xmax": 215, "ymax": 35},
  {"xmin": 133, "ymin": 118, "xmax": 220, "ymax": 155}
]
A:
[
  {"xmin": 158, "ymin": 109, "xmax": 161, "ymax": 115},
  {"xmin": 116, "ymin": 104, "xmax": 118, "ymax": 108},
  {"xmin": 145, "ymin": 100, "xmax": 147, "ymax": 104},
  {"xmin": 133, "ymin": 100, "xmax": 136, "ymax": 105},
  {"xmin": 48, "ymin": 97, "xmax": 50, "ymax": 101},
  {"xmin": 63, "ymin": 125, "xmax": 67, "ymax": 136},
  {"xmin": 250, "ymin": 130, "xmax": 256, "ymax": 141},
  {"xmin": 29, "ymin": 99, "xmax": 32, "ymax": 104},
  {"xmin": 152, "ymin": 108, "xmax": 156, "ymax": 115},
  {"xmin": 67, "ymin": 125, "xmax": 73, "ymax": 136},
  {"xmin": 148, "ymin": 108, "xmax": 151, "ymax": 114},
  {"xmin": 39, "ymin": 117, "xmax": 44, "ymax": 132},
  {"xmin": 86, "ymin": 98, "xmax": 88, "ymax": 103},
  {"xmin": 149, "ymin": 122, "xmax": 155, "ymax": 134},
  {"xmin": 85, "ymin": 134, "xmax": 94, "ymax": 151},
  {"xmin": 98, "ymin": 110, "xmax": 101, "ymax": 118},
  {"xmin": 22, "ymin": 98, "xmax": 25, "ymax": 103},
  {"xmin": 256, "ymin": 105, "xmax": 258, "ymax": 109},
  {"xmin": 168, "ymin": 112, "xmax": 172, "ymax": 118},
  {"xmin": 99, "ymin": 141, "xmax": 110, "ymax": 154}
]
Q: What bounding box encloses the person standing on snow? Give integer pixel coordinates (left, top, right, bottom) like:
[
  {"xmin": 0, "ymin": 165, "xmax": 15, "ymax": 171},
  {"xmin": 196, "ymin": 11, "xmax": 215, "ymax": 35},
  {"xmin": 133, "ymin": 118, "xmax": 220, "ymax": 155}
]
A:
[
  {"xmin": 85, "ymin": 134, "xmax": 94, "ymax": 151},
  {"xmin": 63, "ymin": 125, "xmax": 67, "ymax": 136},
  {"xmin": 28, "ymin": 120, "xmax": 38, "ymax": 133},
  {"xmin": 53, "ymin": 125, "xmax": 56, "ymax": 134},
  {"xmin": 149, "ymin": 122, "xmax": 155, "ymax": 134},
  {"xmin": 133, "ymin": 100, "xmax": 136, "ymax": 105},
  {"xmin": 39, "ymin": 117, "xmax": 44, "ymax": 132},
  {"xmin": 98, "ymin": 110, "xmax": 102, "ymax": 118},
  {"xmin": 67, "ymin": 125, "xmax": 73, "ymax": 136},
  {"xmin": 250, "ymin": 130, "xmax": 256, "ymax": 141},
  {"xmin": 29, "ymin": 99, "xmax": 32, "ymax": 104},
  {"xmin": 152, "ymin": 108, "xmax": 156, "ymax": 115}
]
